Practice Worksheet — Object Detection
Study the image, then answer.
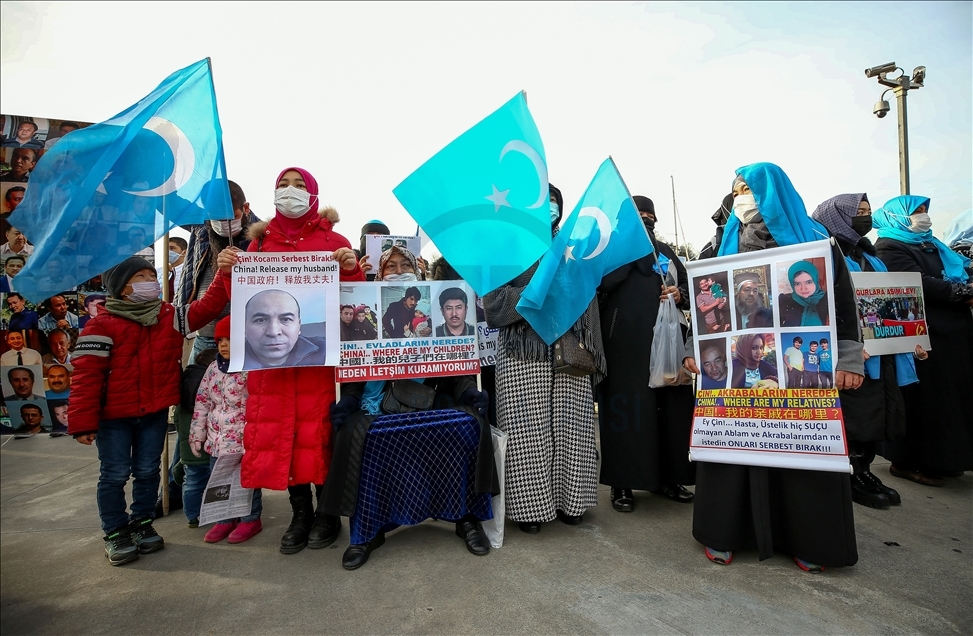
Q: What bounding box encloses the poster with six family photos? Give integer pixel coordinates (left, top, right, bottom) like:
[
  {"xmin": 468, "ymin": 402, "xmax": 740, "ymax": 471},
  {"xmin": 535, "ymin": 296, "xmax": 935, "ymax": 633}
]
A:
[
  {"xmin": 228, "ymin": 252, "xmax": 341, "ymax": 372},
  {"xmin": 2, "ymin": 113, "xmax": 96, "ymax": 436},
  {"xmin": 335, "ymin": 280, "xmax": 480, "ymax": 382},
  {"xmin": 685, "ymin": 239, "xmax": 850, "ymax": 474}
]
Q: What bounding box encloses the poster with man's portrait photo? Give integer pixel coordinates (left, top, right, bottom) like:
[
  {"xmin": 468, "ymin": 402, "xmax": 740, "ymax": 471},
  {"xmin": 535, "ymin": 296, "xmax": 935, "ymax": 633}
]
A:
[
  {"xmin": 336, "ymin": 280, "xmax": 480, "ymax": 382},
  {"xmin": 364, "ymin": 235, "xmax": 421, "ymax": 277},
  {"xmin": 692, "ymin": 271, "xmax": 731, "ymax": 334},
  {"xmin": 731, "ymin": 265, "xmax": 774, "ymax": 330},
  {"xmin": 229, "ymin": 252, "xmax": 340, "ymax": 372},
  {"xmin": 6, "ymin": 399, "xmax": 52, "ymax": 436},
  {"xmin": 686, "ymin": 240, "xmax": 848, "ymax": 474}
]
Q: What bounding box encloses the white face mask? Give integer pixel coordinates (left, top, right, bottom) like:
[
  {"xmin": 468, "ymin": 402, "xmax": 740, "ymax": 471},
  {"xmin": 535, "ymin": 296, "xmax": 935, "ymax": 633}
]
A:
[
  {"xmin": 275, "ymin": 186, "xmax": 312, "ymax": 218},
  {"xmin": 550, "ymin": 202, "xmax": 560, "ymax": 223},
  {"xmin": 384, "ymin": 273, "xmax": 418, "ymax": 282},
  {"xmin": 733, "ymin": 194, "xmax": 760, "ymax": 224},
  {"xmin": 127, "ymin": 280, "xmax": 162, "ymax": 303},
  {"xmin": 210, "ymin": 218, "xmax": 243, "ymax": 237},
  {"xmin": 909, "ymin": 213, "xmax": 932, "ymax": 233}
]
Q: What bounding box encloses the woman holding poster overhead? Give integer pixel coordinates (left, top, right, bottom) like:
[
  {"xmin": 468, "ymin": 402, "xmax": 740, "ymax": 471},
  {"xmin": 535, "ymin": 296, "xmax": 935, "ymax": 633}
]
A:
[
  {"xmin": 683, "ymin": 163, "xmax": 864, "ymax": 572},
  {"xmin": 483, "ymin": 184, "xmax": 606, "ymax": 534},
  {"xmin": 873, "ymin": 196, "xmax": 973, "ymax": 485},
  {"xmin": 217, "ymin": 167, "xmax": 364, "ymax": 555},
  {"xmin": 812, "ymin": 193, "xmax": 917, "ymax": 508}
]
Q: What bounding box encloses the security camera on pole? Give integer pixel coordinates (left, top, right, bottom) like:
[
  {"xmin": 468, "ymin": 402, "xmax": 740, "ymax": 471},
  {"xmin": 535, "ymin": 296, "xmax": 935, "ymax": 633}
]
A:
[{"xmin": 865, "ymin": 62, "xmax": 926, "ymax": 195}]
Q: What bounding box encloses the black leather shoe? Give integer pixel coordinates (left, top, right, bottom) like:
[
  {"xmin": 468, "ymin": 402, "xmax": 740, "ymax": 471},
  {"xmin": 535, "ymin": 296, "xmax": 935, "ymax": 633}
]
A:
[
  {"xmin": 556, "ymin": 510, "xmax": 584, "ymax": 525},
  {"xmin": 342, "ymin": 532, "xmax": 385, "ymax": 570},
  {"xmin": 655, "ymin": 484, "xmax": 695, "ymax": 503},
  {"xmin": 308, "ymin": 513, "xmax": 342, "ymax": 549},
  {"xmin": 851, "ymin": 474, "xmax": 891, "ymax": 509},
  {"xmin": 610, "ymin": 487, "xmax": 634, "ymax": 512},
  {"xmin": 860, "ymin": 471, "xmax": 901, "ymax": 506},
  {"xmin": 518, "ymin": 522, "xmax": 541, "ymax": 534},
  {"xmin": 455, "ymin": 521, "xmax": 490, "ymax": 556}
]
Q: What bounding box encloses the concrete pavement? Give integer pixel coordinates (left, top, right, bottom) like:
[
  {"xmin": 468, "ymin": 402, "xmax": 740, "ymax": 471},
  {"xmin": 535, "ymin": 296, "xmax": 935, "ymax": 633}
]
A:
[{"xmin": 1, "ymin": 431, "xmax": 970, "ymax": 635}]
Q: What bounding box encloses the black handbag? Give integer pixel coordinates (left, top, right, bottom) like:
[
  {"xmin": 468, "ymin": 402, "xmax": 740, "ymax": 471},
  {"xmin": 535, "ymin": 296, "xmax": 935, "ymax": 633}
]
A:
[
  {"xmin": 380, "ymin": 379, "xmax": 437, "ymax": 414},
  {"xmin": 552, "ymin": 331, "xmax": 596, "ymax": 377}
]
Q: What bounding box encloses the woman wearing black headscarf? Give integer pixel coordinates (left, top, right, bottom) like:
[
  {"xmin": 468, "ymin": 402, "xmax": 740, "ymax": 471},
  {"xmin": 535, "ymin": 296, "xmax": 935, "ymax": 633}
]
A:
[
  {"xmin": 597, "ymin": 195, "xmax": 696, "ymax": 513},
  {"xmin": 812, "ymin": 193, "xmax": 918, "ymax": 508}
]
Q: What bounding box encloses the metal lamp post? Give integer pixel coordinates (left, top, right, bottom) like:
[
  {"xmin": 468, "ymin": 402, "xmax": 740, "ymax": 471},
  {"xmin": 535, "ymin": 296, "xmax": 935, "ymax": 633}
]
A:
[{"xmin": 865, "ymin": 62, "xmax": 926, "ymax": 195}]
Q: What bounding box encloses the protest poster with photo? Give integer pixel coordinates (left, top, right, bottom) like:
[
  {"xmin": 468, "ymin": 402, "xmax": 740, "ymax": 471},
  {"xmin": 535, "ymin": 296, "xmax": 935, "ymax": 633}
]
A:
[
  {"xmin": 198, "ymin": 454, "xmax": 253, "ymax": 526},
  {"xmin": 336, "ymin": 280, "xmax": 480, "ymax": 382},
  {"xmin": 2, "ymin": 113, "xmax": 94, "ymax": 436},
  {"xmin": 851, "ymin": 271, "xmax": 930, "ymax": 355},
  {"xmin": 364, "ymin": 234, "xmax": 421, "ymax": 272},
  {"xmin": 686, "ymin": 239, "xmax": 850, "ymax": 473},
  {"xmin": 228, "ymin": 251, "xmax": 340, "ymax": 372}
]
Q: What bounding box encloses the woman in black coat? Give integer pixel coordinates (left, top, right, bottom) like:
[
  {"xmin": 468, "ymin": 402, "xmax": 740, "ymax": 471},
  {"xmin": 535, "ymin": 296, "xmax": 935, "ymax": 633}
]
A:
[
  {"xmin": 683, "ymin": 163, "xmax": 864, "ymax": 573},
  {"xmin": 597, "ymin": 196, "xmax": 696, "ymax": 513},
  {"xmin": 812, "ymin": 193, "xmax": 920, "ymax": 508},
  {"xmin": 873, "ymin": 196, "xmax": 973, "ymax": 485}
]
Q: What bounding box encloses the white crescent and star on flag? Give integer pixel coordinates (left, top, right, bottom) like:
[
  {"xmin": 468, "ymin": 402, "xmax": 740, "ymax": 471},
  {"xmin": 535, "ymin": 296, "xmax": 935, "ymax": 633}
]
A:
[
  {"xmin": 96, "ymin": 117, "xmax": 195, "ymax": 198},
  {"xmin": 484, "ymin": 139, "xmax": 548, "ymax": 213},
  {"xmin": 563, "ymin": 206, "xmax": 613, "ymax": 262}
]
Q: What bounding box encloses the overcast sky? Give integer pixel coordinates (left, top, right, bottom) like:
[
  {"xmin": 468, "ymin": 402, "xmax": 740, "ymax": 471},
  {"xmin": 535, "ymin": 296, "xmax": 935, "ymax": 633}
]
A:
[{"xmin": 2, "ymin": 1, "xmax": 970, "ymax": 256}]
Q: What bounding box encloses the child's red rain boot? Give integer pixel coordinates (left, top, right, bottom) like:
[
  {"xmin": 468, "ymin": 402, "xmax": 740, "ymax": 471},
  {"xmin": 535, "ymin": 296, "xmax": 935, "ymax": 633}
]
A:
[
  {"xmin": 204, "ymin": 521, "xmax": 238, "ymax": 543},
  {"xmin": 228, "ymin": 519, "xmax": 262, "ymax": 544}
]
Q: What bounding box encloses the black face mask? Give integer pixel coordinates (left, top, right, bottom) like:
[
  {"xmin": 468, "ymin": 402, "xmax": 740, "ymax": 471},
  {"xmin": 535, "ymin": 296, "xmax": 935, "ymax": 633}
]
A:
[
  {"xmin": 642, "ymin": 217, "xmax": 656, "ymax": 232},
  {"xmin": 851, "ymin": 215, "xmax": 873, "ymax": 236}
]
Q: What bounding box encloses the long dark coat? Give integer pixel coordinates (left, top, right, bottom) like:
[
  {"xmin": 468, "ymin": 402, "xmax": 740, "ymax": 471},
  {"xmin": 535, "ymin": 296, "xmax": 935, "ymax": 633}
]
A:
[
  {"xmin": 835, "ymin": 237, "xmax": 906, "ymax": 443},
  {"xmin": 875, "ymin": 238, "xmax": 973, "ymax": 472},
  {"xmin": 597, "ymin": 239, "xmax": 696, "ymax": 490}
]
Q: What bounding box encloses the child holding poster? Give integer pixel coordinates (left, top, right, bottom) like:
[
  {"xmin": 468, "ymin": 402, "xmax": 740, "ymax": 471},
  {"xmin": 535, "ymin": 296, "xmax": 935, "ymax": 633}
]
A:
[{"xmin": 189, "ymin": 316, "xmax": 261, "ymax": 544}]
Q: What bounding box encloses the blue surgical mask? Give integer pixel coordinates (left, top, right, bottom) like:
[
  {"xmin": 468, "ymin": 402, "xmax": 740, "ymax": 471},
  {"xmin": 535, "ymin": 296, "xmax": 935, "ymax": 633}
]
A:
[
  {"xmin": 550, "ymin": 202, "xmax": 560, "ymax": 223},
  {"xmin": 168, "ymin": 250, "xmax": 181, "ymax": 264}
]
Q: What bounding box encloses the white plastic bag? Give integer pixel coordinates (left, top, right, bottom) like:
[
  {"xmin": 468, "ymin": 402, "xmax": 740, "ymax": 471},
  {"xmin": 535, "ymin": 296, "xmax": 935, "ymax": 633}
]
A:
[
  {"xmin": 481, "ymin": 425, "xmax": 507, "ymax": 548},
  {"xmin": 648, "ymin": 293, "xmax": 691, "ymax": 388}
]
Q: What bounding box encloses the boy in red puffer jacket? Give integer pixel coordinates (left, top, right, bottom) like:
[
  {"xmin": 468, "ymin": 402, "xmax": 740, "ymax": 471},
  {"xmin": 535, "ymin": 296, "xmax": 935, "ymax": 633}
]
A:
[{"xmin": 69, "ymin": 256, "xmax": 232, "ymax": 566}]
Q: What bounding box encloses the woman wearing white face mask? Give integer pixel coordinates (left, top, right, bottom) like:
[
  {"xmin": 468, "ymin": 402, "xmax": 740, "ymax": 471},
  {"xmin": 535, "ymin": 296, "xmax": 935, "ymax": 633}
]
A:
[
  {"xmin": 216, "ymin": 166, "xmax": 365, "ymax": 556},
  {"xmin": 683, "ymin": 163, "xmax": 864, "ymax": 573},
  {"xmin": 873, "ymin": 196, "xmax": 973, "ymax": 486}
]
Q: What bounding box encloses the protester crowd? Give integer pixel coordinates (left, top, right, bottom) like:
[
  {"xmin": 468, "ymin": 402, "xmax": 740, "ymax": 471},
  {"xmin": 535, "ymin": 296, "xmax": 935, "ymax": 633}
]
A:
[{"xmin": 2, "ymin": 157, "xmax": 971, "ymax": 573}]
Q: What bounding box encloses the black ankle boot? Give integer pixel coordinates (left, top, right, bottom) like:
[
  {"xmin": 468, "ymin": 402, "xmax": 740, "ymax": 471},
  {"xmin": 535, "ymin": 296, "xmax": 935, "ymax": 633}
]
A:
[
  {"xmin": 280, "ymin": 494, "xmax": 314, "ymax": 554},
  {"xmin": 307, "ymin": 513, "xmax": 341, "ymax": 549},
  {"xmin": 861, "ymin": 470, "xmax": 901, "ymax": 505},
  {"xmin": 850, "ymin": 474, "xmax": 890, "ymax": 509}
]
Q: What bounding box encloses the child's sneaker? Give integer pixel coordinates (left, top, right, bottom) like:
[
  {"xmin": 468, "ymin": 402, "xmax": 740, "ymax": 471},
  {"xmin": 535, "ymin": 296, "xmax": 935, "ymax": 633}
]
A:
[
  {"xmin": 204, "ymin": 521, "xmax": 238, "ymax": 543},
  {"xmin": 228, "ymin": 519, "xmax": 262, "ymax": 544},
  {"xmin": 130, "ymin": 518, "xmax": 165, "ymax": 554},
  {"xmin": 104, "ymin": 526, "xmax": 140, "ymax": 566}
]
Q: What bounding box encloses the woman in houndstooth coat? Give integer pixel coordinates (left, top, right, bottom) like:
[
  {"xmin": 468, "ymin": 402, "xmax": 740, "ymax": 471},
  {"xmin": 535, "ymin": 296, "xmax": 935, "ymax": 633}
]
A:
[{"xmin": 483, "ymin": 184, "xmax": 607, "ymax": 534}]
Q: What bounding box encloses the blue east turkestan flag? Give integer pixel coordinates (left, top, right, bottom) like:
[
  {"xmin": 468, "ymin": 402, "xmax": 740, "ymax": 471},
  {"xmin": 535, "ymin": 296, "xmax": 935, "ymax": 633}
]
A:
[
  {"xmin": 10, "ymin": 58, "xmax": 233, "ymax": 303},
  {"xmin": 517, "ymin": 157, "xmax": 653, "ymax": 344},
  {"xmin": 392, "ymin": 92, "xmax": 551, "ymax": 297}
]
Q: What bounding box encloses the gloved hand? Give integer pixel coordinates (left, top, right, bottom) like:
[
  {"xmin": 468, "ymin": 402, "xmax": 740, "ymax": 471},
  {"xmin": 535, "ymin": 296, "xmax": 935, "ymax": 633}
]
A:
[
  {"xmin": 190, "ymin": 440, "xmax": 203, "ymax": 458},
  {"xmin": 330, "ymin": 395, "xmax": 361, "ymax": 431},
  {"xmin": 460, "ymin": 388, "xmax": 489, "ymax": 417}
]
